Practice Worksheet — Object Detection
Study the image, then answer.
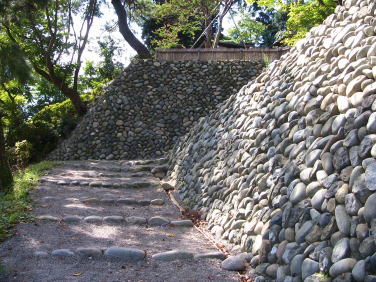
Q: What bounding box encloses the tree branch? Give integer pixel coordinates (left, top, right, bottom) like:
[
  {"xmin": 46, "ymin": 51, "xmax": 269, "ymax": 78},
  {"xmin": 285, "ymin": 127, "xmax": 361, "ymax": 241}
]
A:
[
  {"xmin": 213, "ymin": 0, "xmax": 235, "ymax": 48},
  {"xmin": 112, "ymin": 0, "xmax": 151, "ymax": 58},
  {"xmin": 73, "ymin": 0, "xmax": 97, "ymax": 91}
]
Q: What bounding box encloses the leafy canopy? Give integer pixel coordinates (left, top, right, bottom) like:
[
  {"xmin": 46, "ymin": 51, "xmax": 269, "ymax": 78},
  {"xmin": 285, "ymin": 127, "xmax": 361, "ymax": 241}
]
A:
[
  {"xmin": 0, "ymin": 0, "xmax": 102, "ymax": 116},
  {"xmin": 151, "ymin": 0, "xmax": 220, "ymax": 48},
  {"xmin": 246, "ymin": 0, "xmax": 337, "ymax": 45},
  {"xmin": 228, "ymin": 8, "xmax": 267, "ymax": 46}
]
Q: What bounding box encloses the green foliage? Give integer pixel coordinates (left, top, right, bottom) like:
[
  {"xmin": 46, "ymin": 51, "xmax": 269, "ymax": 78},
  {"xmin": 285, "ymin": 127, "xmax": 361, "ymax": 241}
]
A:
[
  {"xmin": 5, "ymin": 99, "xmax": 75, "ymax": 162},
  {"xmin": 1, "ymin": 0, "xmax": 101, "ymax": 76},
  {"xmin": 0, "ymin": 37, "xmax": 30, "ymax": 84},
  {"xmin": 183, "ymin": 198, "xmax": 194, "ymax": 209},
  {"xmin": 225, "ymin": 3, "xmax": 287, "ymax": 47},
  {"xmin": 228, "ymin": 10, "xmax": 267, "ymax": 45},
  {"xmin": 152, "ymin": 0, "xmax": 219, "ymax": 48},
  {"xmin": 97, "ymin": 37, "xmax": 124, "ymax": 80},
  {"xmin": 0, "ymin": 19, "xmax": 116, "ymax": 165},
  {"xmin": 26, "ymin": 77, "xmax": 66, "ymax": 117},
  {"xmin": 246, "ymin": 0, "xmax": 283, "ymax": 6},
  {"xmin": 0, "ymin": 161, "xmax": 56, "ymax": 241},
  {"xmin": 0, "ymin": 25, "xmax": 31, "ymax": 194},
  {"xmin": 7, "ymin": 140, "xmax": 32, "ymax": 169},
  {"xmin": 6, "ymin": 91, "xmax": 99, "ymax": 163},
  {"xmin": 283, "ymin": 0, "xmax": 336, "ymax": 45},
  {"xmin": 32, "ymin": 99, "xmax": 79, "ymax": 136},
  {"xmin": 262, "ymin": 54, "xmax": 272, "ymax": 66},
  {"xmin": 80, "ymin": 37, "xmax": 124, "ymax": 92},
  {"xmin": 246, "ymin": 0, "xmax": 337, "ymax": 46},
  {"xmin": 0, "ymin": 0, "xmax": 102, "ymax": 116}
]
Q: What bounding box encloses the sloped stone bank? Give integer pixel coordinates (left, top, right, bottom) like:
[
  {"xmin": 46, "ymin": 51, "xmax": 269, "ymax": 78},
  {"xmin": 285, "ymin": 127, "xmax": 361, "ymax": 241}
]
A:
[
  {"xmin": 49, "ymin": 60, "xmax": 263, "ymax": 160},
  {"xmin": 168, "ymin": 0, "xmax": 376, "ymax": 281}
]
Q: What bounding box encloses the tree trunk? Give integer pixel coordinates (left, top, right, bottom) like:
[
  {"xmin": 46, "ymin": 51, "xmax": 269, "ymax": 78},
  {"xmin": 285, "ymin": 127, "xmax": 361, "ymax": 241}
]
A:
[
  {"xmin": 60, "ymin": 86, "xmax": 87, "ymax": 117},
  {"xmin": 212, "ymin": 14, "xmax": 224, "ymax": 48},
  {"xmin": 213, "ymin": 1, "xmax": 233, "ymax": 48},
  {"xmin": 33, "ymin": 65, "xmax": 87, "ymax": 117},
  {"xmin": 0, "ymin": 116, "xmax": 13, "ymax": 193},
  {"xmin": 111, "ymin": 0, "xmax": 151, "ymax": 59},
  {"xmin": 204, "ymin": 17, "xmax": 213, "ymax": 48}
]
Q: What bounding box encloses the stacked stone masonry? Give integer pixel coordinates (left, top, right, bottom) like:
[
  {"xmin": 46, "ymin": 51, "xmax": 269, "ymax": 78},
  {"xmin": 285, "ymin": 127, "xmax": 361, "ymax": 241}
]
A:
[
  {"xmin": 49, "ymin": 60, "xmax": 264, "ymax": 160},
  {"xmin": 168, "ymin": 0, "xmax": 376, "ymax": 281}
]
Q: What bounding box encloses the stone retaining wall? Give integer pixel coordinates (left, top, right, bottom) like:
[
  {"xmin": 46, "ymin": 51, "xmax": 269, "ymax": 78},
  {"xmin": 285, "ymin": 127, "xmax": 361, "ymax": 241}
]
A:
[
  {"xmin": 49, "ymin": 60, "xmax": 264, "ymax": 160},
  {"xmin": 168, "ymin": 0, "xmax": 376, "ymax": 281}
]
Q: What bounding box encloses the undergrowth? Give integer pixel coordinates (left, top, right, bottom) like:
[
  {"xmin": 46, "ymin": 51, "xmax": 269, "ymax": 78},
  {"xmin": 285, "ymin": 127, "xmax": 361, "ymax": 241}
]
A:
[{"xmin": 0, "ymin": 161, "xmax": 56, "ymax": 241}]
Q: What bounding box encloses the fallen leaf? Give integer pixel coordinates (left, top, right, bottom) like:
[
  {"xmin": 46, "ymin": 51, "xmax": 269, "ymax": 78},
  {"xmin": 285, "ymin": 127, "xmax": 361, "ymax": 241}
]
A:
[
  {"xmin": 73, "ymin": 273, "xmax": 82, "ymax": 276},
  {"xmin": 166, "ymin": 233, "xmax": 176, "ymax": 237}
]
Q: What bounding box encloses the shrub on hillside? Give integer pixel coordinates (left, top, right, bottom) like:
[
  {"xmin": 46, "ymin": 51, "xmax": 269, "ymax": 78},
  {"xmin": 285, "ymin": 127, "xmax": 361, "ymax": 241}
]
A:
[
  {"xmin": 6, "ymin": 89, "xmax": 103, "ymax": 163},
  {"xmin": 7, "ymin": 140, "xmax": 33, "ymax": 169}
]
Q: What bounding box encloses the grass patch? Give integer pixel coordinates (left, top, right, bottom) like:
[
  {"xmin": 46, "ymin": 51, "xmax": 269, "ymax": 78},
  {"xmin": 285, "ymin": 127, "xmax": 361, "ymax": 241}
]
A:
[{"xmin": 0, "ymin": 161, "xmax": 56, "ymax": 242}]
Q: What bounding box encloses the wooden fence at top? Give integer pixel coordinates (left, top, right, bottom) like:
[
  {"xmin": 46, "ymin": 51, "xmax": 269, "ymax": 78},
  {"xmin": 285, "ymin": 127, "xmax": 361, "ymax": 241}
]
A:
[{"xmin": 155, "ymin": 47, "xmax": 290, "ymax": 62}]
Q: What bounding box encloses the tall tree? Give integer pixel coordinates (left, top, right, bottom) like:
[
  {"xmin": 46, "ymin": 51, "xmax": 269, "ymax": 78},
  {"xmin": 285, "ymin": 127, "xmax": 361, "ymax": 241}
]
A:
[
  {"xmin": 1, "ymin": 0, "xmax": 100, "ymax": 116},
  {"xmin": 212, "ymin": 0, "xmax": 239, "ymax": 48},
  {"xmin": 150, "ymin": 0, "xmax": 248, "ymax": 49},
  {"xmin": 227, "ymin": 10, "xmax": 267, "ymax": 46},
  {"xmin": 111, "ymin": 0, "xmax": 151, "ymax": 58},
  {"xmin": 0, "ymin": 39, "xmax": 30, "ymax": 193},
  {"xmin": 141, "ymin": 0, "xmax": 197, "ymax": 50},
  {"xmin": 228, "ymin": 3, "xmax": 287, "ymax": 47}
]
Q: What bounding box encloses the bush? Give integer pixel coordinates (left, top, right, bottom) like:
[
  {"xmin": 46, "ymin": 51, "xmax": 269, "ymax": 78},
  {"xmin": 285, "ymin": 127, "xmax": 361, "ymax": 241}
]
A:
[
  {"xmin": 7, "ymin": 140, "xmax": 32, "ymax": 169},
  {"xmin": 6, "ymin": 91, "xmax": 102, "ymax": 162}
]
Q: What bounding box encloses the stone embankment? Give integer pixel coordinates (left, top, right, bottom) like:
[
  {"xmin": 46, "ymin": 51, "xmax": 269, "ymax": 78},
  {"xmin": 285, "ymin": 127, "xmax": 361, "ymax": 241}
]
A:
[
  {"xmin": 168, "ymin": 0, "xmax": 376, "ymax": 281},
  {"xmin": 49, "ymin": 60, "xmax": 264, "ymax": 160}
]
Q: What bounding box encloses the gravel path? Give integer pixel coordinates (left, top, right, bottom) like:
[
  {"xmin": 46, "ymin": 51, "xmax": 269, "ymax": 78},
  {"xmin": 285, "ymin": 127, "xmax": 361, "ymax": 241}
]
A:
[{"xmin": 0, "ymin": 159, "xmax": 240, "ymax": 282}]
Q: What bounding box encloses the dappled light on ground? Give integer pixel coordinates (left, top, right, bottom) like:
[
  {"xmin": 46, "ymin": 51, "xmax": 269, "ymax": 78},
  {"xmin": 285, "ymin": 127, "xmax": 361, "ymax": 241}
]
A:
[{"xmin": 0, "ymin": 160, "xmax": 240, "ymax": 281}]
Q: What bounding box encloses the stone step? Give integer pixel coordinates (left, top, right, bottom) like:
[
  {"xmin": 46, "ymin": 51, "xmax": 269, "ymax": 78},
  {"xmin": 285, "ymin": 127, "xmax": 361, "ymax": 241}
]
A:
[
  {"xmin": 129, "ymin": 158, "xmax": 168, "ymax": 166},
  {"xmin": 37, "ymin": 215, "xmax": 194, "ymax": 227},
  {"xmin": 41, "ymin": 196, "xmax": 166, "ymax": 207},
  {"xmin": 34, "ymin": 247, "xmax": 226, "ymax": 263},
  {"xmin": 60, "ymin": 162, "xmax": 167, "ymax": 174},
  {"xmin": 40, "ymin": 179, "xmax": 159, "ymax": 189},
  {"xmin": 80, "ymin": 197, "xmax": 165, "ymax": 206},
  {"xmin": 58, "ymin": 171, "xmax": 154, "ymax": 178}
]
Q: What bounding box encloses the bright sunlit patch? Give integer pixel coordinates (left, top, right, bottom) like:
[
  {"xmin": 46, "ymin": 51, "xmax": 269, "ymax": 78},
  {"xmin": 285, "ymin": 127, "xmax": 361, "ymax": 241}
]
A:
[
  {"xmin": 76, "ymin": 225, "xmax": 119, "ymax": 239},
  {"xmin": 63, "ymin": 203, "xmax": 103, "ymax": 211},
  {"xmin": 65, "ymin": 197, "xmax": 80, "ymax": 202},
  {"xmin": 27, "ymin": 237, "xmax": 43, "ymax": 249}
]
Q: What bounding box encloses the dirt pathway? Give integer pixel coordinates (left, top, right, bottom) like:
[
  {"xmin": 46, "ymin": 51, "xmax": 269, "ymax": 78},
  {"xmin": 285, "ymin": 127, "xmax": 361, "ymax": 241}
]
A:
[{"xmin": 0, "ymin": 159, "xmax": 240, "ymax": 282}]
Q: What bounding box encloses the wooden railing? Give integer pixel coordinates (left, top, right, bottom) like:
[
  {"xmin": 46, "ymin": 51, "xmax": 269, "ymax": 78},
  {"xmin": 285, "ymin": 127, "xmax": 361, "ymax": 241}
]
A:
[{"xmin": 155, "ymin": 47, "xmax": 290, "ymax": 62}]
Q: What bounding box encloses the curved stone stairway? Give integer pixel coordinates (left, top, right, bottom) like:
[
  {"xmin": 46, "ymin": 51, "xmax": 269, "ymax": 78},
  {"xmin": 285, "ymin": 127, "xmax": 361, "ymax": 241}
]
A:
[{"xmin": 0, "ymin": 159, "xmax": 241, "ymax": 281}]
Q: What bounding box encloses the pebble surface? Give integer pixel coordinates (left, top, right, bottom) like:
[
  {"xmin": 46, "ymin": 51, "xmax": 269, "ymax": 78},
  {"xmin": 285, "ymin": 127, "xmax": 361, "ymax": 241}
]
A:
[
  {"xmin": 20, "ymin": 0, "xmax": 376, "ymax": 281},
  {"xmin": 167, "ymin": 0, "xmax": 376, "ymax": 280},
  {"xmin": 48, "ymin": 61, "xmax": 264, "ymax": 160}
]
